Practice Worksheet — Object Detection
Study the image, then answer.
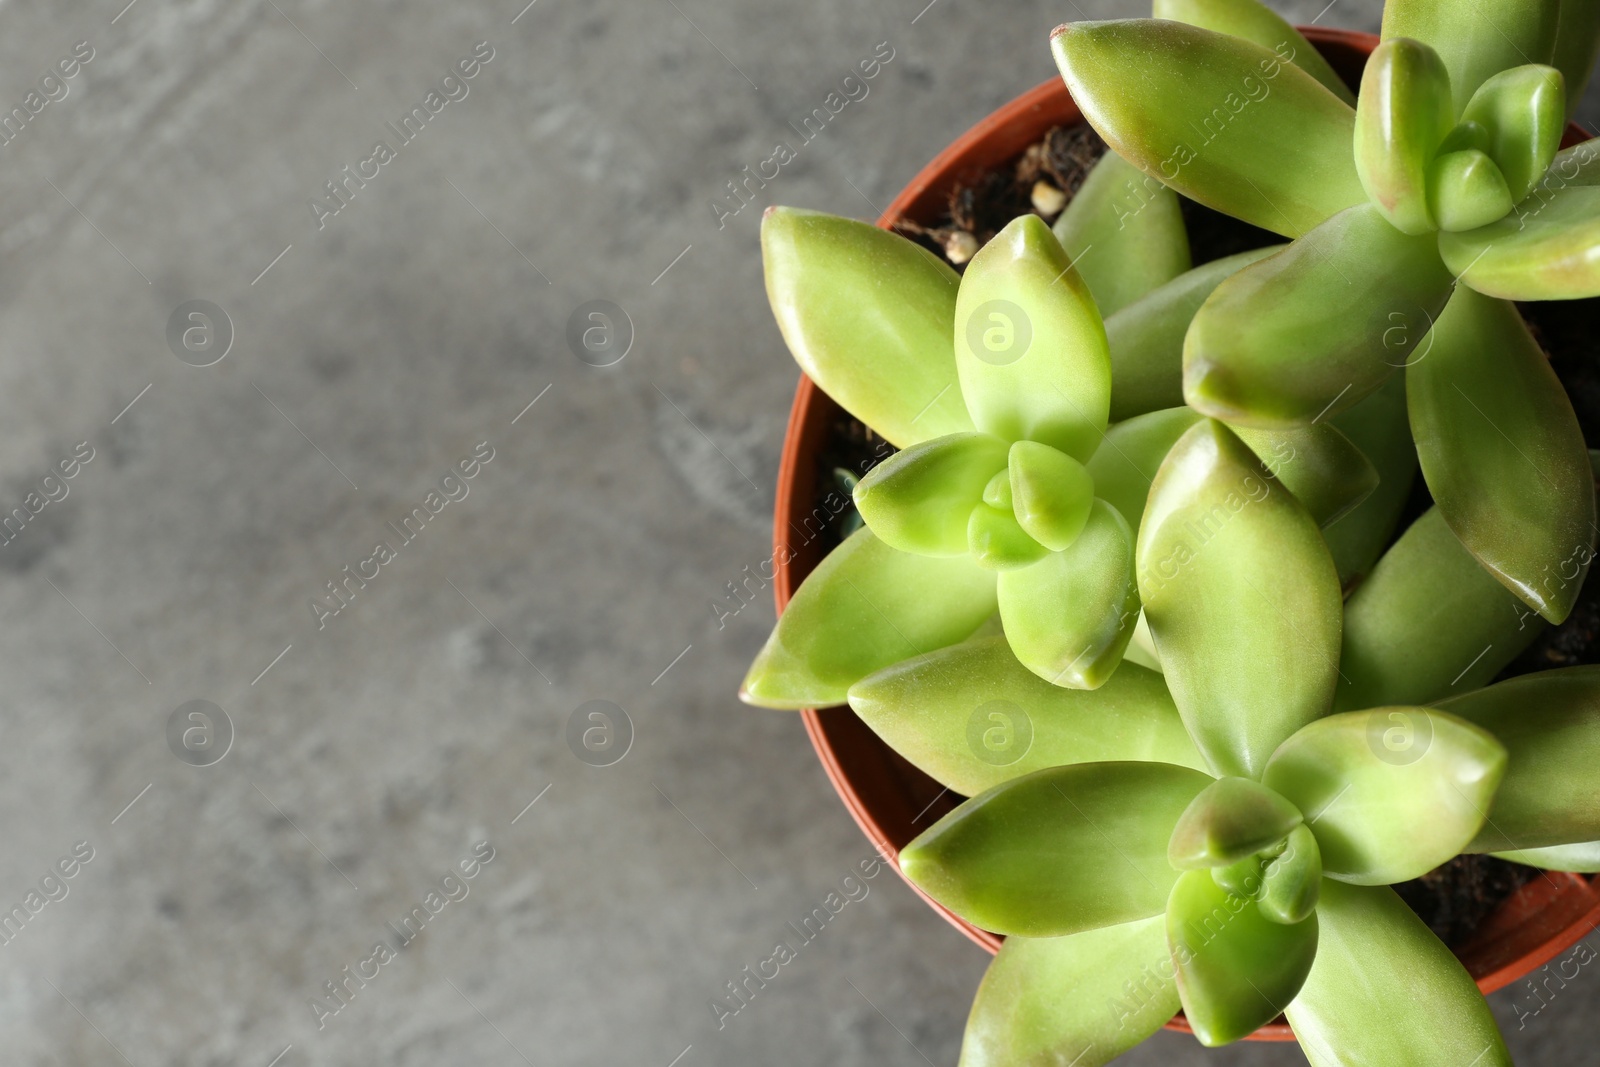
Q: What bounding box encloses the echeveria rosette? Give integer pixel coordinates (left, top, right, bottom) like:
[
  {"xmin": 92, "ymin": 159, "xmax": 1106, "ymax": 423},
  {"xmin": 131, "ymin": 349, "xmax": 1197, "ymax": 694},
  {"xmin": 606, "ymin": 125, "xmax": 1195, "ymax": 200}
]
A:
[
  {"xmin": 852, "ymin": 213, "xmax": 1146, "ymax": 690},
  {"xmin": 892, "ymin": 420, "xmax": 1566, "ymax": 1065},
  {"xmin": 1052, "ymin": 0, "xmax": 1600, "ymax": 627},
  {"xmin": 744, "ymin": 203, "xmax": 1199, "ymax": 706}
]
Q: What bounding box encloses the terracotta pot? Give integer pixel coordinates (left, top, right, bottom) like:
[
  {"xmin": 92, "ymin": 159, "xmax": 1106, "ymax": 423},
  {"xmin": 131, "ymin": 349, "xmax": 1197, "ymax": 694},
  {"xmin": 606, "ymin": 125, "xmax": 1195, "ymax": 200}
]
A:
[{"xmin": 769, "ymin": 26, "xmax": 1600, "ymax": 1043}]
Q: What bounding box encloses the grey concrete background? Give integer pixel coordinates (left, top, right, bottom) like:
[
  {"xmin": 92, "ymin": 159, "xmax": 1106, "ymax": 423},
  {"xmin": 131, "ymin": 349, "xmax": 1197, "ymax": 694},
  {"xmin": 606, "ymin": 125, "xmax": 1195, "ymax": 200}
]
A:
[{"xmin": 0, "ymin": 0, "xmax": 1593, "ymax": 1064}]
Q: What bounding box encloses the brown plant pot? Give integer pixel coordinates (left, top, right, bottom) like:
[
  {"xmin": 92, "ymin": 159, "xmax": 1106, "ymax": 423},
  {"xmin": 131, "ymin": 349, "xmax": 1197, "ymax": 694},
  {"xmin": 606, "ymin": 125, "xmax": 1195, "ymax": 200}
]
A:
[{"xmin": 769, "ymin": 26, "xmax": 1600, "ymax": 1043}]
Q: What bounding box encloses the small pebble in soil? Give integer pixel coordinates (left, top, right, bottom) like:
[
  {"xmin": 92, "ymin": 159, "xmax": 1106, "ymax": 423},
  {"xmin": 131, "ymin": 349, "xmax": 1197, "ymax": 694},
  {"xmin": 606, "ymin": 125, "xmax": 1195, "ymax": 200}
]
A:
[
  {"xmin": 1030, "ymin": 180, "xmax": 1067, "ymax": 217},
  {"xmin": 941, "ymin": 229, "xmax": 979, "ymax": 265}
]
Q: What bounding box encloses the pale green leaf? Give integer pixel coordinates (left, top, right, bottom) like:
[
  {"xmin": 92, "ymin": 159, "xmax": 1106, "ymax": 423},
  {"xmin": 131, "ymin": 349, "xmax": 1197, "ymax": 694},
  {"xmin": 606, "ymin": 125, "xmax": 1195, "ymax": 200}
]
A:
[
  {"xmin": 959, "ymin": 919, "xmax": 1177, "ymax": 1067},
  {"xmin": 1052, "ymin": 149, "xmax": 1191, "ymax": 317},
  {"xmin": 1287, "ymin": 880, "xmax": 1512, "ymax": 1067},
  {"xmin": 955, "ymin": 214, "xmax": 1110, "ymax": 462},
  {"xmin": 900, "ymin": 762, "xmax": 1213, "ymax": 936},
  {"xmin": 1409, "ymin": 288, "xmax": 1595, "ymax": 624},
  {"xmin": 1262, "ymin": 708, "xmax": 1506, "ymax": 885},
  {"xmin": 1051, "ymin": 20, "xmax": 1364, "ymax": 238},
  {"xmin": 741, "ymin": 527, "xmax": 997, "ymax": 709},
  {"xmin": 998, "ymin": 500, "xmax": 1140, "ymax": 689},
  {"xmin": 1138, "ymin": 420, "xmax": 1342, "ymax": 778},
  {"xmin": 763, "ymin": 208, "xmax": 972, "ymax": 447},
  {"xmin": 847, "ymin": 635, "xmax": 1206, "ymax": 797}
]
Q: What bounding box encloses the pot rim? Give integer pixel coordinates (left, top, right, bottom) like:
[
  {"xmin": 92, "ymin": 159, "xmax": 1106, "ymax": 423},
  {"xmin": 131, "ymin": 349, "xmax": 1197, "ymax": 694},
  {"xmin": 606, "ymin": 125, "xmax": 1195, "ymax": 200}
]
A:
[{"xmin": 769, "ymin": 24, "xmax": 1600, "ymax": 1045}]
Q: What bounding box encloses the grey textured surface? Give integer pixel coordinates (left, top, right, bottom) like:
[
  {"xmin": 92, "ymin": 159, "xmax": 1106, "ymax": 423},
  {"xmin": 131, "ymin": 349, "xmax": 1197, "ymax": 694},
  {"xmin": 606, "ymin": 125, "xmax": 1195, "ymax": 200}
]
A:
[{"xmin": 0, "ymin": 0, "xmax": 1595, "ymax": 1064}]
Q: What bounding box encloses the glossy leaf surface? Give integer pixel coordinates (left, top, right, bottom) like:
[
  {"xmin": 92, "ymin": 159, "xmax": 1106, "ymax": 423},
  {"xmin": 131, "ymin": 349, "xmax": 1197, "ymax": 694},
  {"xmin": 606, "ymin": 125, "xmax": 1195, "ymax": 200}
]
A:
[
  {"xmin": 1167, "ymin": 869, "xmax": 1318, "ymax": 1046},
  {"xmin": 1009, "ymin": 441, "xmax": 1095, "ymax": 551},
  {"xmin": 1409, "ymin": 287, "xmax": 1595, "ymax": 623},
  {"xmin": 1084, "ymin": 408, "xmax": 1202, "ymax": 540},
  {"xmin": 1152, "ymin": 0, "xmax": 1356, "ymax": 103},
  {"xmin": 1320, "ymin": 373, "xmax": 1417, "ymax": 586},
  {"xmin": 900, "ymin": 762, "xmax": 1213, "ymax": 936},
  {"xmin": 1262, "ymin": 708, "xmax": 1506, "ymax": 884},
  {"xmin": 1231, "ymin": 423, "xmax": 1379, "ymax": 527},
  {"xmin": 1442, "ymin": 181, "xmax": 1600, "ymax": 298},
  {"xmin": 1104, "ymin": 248, "xmax": 1282, "ymax": 421},
  {"xmin": 1052, "ymin": 149, "xmax": 1192, "ymax": 317},
  {"xmin": 956, "ymin": 214, "xmax": 1110, "ymax": 462},
  {"xmin": 741, "ymin": 527, "xmax": 997, "ymax": 709},
  {"xmin": 852, "ymin": 433, "xmax": 1010, "ymax": 556},
  {"xmin": 763, "ymin": 208, "xmax": 971, "ymax": 447},
  {"xmin": 1438, "ymin": 668, "xmax": 1600, "ymax": 852},
  {"xmin": 998, "ymin": 500, "xmax": 1139, "ymax": 689},
  {"xmin": 959, "ymin": 919, "xmax": 1177, "ymax": 1067},
  {"xmin": 1287, "ymin": 880, "xmax": 1512, "ymax": 1067},
  {"xmin": 1493, "ymin": 840, "xmax": 1600, "ymax": 871},
  {"xmin": 1460, "ymin": 63, "xmax": 1567, "ymax": 202},
  {"xmin": 1336, "ymin": 508, "xmax": 1543, "ymax": 710},
  {"xmin": 1381, "ymin": 0, "xmax": 1558, "ymax": 114},
  {"xmin": 1259, "ymin": 824, "xmax": 1322, "ymax": 924},
  {"xmin": 1185, "ymin": 203, "xmax": 1454, "ymax": 427},
  {"xmin": 968, "ymin": 503, "xmax": 1049, "ymax": 570},
  {"xmin": 1428, "ymin": 148, "xmax": 1515, "ymax": 230},
  {"xmin": 1168, "ymin": 777, "xmax": 1303, "ymax": 868},
  {"xmin": 1355, "ymin": 37, "xmax": 1453, "ymax": 234},
  {"xmin": 1138, "ymin": 421, "xmax": 1342, "ymax": 778},
  {"xmin": 1052, "ymin": 20, "xmax": 1364, "ymax": 237},
  {"xmin": 848, "ymin": 636, "xmax": 1205, "ymax": 797}
]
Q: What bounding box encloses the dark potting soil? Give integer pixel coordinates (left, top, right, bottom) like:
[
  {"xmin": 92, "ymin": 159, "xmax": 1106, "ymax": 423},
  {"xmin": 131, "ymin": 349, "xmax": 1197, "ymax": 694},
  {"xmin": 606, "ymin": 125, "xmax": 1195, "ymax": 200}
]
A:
[{"xmin": 804, "ymin": 125, "xmax": 1597, "ymax": 950}]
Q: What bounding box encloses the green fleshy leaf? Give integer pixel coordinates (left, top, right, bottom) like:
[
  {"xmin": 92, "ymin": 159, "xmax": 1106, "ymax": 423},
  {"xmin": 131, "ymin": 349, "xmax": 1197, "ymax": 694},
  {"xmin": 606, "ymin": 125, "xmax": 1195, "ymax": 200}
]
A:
[
  {"xmin": 740, "ymin": 527, "xmax": 997, "ymax": 709},
  {"xmin": 853, "ymin": 433, "xmax": 1010, "ymax": 556},
  {"xmin": 1104, "ymin": 248, "xmax": 1283, "ymax": 421},
  {"xmin": 1437, "ymin": 667, "xmax": 1600, "ymax": 852},
  {"xmin": 1428, "ymin": 148, "xmax": 1516, "ymax": 230},
  {"xmin": 1554, "ymin": 0, "xmax": 1600, "ymax": 118},
  {"xmin": 1166, "ymin": 868, "xmax": 1318, "ymax": 1046},
  {"xmin": 1336, "ymin": 508, "xmax": 1544, "ymax": 710},
  {"xmin": 1051, "ymin": 149, "xmax": 1192, "ymax": 317},
  {"xmin": 1084, "ymin": 407, "xmax": 1203, "ymax": 541},
  {"xmin": 997, "ymin": 500, "xmax": 1140, "ymax": 689},
  {"xmin": 900, "ymin": 762, "xmax": 1213, "ymax": 937},
  {"xmin": 1051, "ymin": 20, "xmax": 1364, "ymax": 238},
  {"xmin": 1355, "ymin": 38, "xmax": 1454, "ymax": 234},
  {"xmin": 959, "ymin": 919, "xmax": 1177, "ymax": 1067},
  {"xmin": 1437, "ymin": 117, "xmax": 1495, "ymax": 155},
  {"xmin": 1262, "ymin": 708, "xmax": 1506, "ymax": 885},
  {"xmin": 1259, "ymin": 824, "xmax": 1322, "ymax": 924},
  {"xmin": 1320, "ymin": 373, "xmax": 1418, "ymax": 587},
  {"xmin": 1168, "ymin": 777, "xmax": 1303, "ymax": 869},
  {"xmin": 955, "ymin": 214, "xmax": 1111, "ymax": 462},
  {"xmin": 847, "ymin": 635, "xmax": 1206, "ymax": 797},
  {"xmin": 1231, "ymin": 423, "xmax": 1379, "ymax": 528},
  {"xmin": 1460, "ymin": 63, "xmax": 1567, "ymax": 202},
  {"xmin": 1137, "ymin": 420, "xmax": 1343, "ymax": 778},
  {"xmin": 968, "ymin": 504, "xmax": 1049, "ymax": 569},
  {"xmin": 1381, "ymin": 0, "xmax": 1558, "ymax": 115},
  {"xmin": 1184, "ymin": 203, "xmax": 1454, "ymax": 427},
  {"xmin": 1008, "ymin": 441, "xmax": 1095, "ymax": 551},
  {"xmin": 1492, "ymin": 840, "xmax": 1600, "ymax": 871},
  {"xmin": 1212, "ymin": 852, "xmax": 1267, "ymax": 897},
  {"xmin": 1151, "ymin": 0, "xmax": 1356, "ymax": 103},
  {"xmin": 762, "ymin": 208, "xmax": 972, "ymax": 447},
  {"xmin": 1409, "ymin": 288, "xmax": 1596, "ymax": 623},
  {"xmin": 1442, "ymin": 173, "xmax": 1600, "ymax": 298},
  {"xmin": 1286, "ymin": 880, "xmax": 1512, "ymax": 1067}
]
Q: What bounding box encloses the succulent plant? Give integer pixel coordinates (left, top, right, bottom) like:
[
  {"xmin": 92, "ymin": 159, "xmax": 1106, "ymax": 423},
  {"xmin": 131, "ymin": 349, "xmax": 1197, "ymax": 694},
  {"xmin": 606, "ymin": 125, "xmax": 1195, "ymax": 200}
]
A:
[
  {"xmin": 742, "ymin": 206, "xmax": 1385, "ymax": 700},
  {"xmin": 1052, "ymin": 0, "xmax": 1600, "ymax": 626},
  {"xmin": 879, "ymin": 418, "xmax": 1600, "ymax": 1064},
  {"xmin": 741, "ymin": 0, "xmax": 1600, "ymax": 1061}
]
